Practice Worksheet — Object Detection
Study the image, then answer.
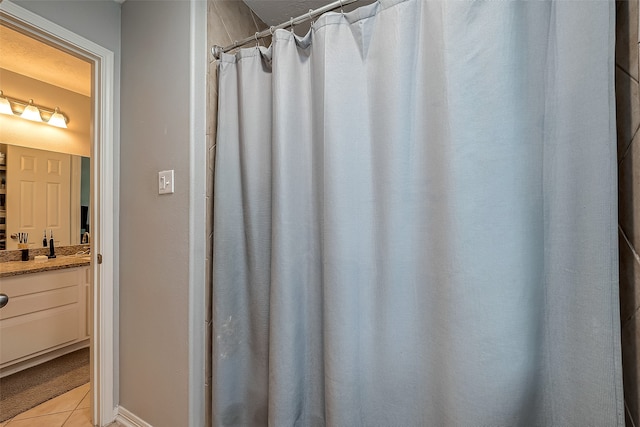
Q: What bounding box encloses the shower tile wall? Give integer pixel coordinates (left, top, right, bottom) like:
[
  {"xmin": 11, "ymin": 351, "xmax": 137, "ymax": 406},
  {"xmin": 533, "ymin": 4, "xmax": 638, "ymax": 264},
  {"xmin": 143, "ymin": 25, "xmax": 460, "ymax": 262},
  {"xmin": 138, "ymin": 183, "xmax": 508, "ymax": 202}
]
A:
[
  {"xmin": 206, "ymin": 1, "xmax": 268, "ymax": 425},
  {"xmin": 617, "ymin": 1, "xmax": 640, "ymax": 426}
]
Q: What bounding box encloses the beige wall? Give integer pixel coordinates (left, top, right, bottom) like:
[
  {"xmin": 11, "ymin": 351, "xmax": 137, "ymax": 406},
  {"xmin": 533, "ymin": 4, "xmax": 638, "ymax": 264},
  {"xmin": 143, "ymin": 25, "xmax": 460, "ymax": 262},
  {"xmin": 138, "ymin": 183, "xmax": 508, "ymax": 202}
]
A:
[
  {"xmin": 0, "ymin": 68, "xmax": 91, "ymax": 157},
  {"xmin": 206, "ymin": 1, "xmax": 267, "ymax": 424},
  {"xmin": 119, "ymin": 1, "xmax": 194, "ymax": 425},
  {"xmin": 616, "ymin": 1, "xmax": 640, "ymax": 426}
]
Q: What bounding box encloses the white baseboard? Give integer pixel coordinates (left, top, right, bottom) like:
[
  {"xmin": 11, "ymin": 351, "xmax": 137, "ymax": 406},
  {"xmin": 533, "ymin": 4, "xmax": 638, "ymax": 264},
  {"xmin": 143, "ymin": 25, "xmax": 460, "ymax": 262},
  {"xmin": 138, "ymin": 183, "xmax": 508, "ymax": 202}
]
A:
[
  {"xmin": 0, "ymin": 340, "xmax": 90, "ymax": 378},
  {"xmin": 115, "ymin": 406, "xmax": 153, "ymax": 427}
]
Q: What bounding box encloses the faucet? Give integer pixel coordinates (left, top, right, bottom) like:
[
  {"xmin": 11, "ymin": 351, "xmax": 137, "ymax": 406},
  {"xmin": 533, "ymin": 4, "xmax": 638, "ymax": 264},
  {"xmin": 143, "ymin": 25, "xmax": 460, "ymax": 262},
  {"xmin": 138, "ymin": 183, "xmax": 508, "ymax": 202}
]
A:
[{"xmin": 82, "ymin": 232, "xmax": 90, "ymax": 244}]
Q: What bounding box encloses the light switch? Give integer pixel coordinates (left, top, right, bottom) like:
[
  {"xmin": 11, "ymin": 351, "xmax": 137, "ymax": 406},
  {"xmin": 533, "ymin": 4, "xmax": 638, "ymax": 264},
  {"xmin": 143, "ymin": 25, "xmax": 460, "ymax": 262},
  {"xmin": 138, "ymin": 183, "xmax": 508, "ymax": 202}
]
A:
[{"xmin": 158, "ymin": 170, "xmax": 174, "ymax": 194}]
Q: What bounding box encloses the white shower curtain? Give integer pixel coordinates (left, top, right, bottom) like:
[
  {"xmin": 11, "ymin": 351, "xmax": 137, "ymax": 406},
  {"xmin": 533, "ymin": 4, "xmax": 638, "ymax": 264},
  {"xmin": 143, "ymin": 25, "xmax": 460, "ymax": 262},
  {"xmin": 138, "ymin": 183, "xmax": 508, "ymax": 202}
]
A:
[{"xmin": 213, "ymin": 0, "xmax": 623, "ymax": 425}]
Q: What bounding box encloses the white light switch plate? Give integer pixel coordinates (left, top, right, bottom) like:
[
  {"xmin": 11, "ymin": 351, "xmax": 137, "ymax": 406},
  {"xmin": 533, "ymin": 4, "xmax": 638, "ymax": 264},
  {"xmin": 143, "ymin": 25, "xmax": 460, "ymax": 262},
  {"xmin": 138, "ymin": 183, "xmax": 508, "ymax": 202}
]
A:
[{"xmin": 158, "ymin": 170, "xmax": 174, "ymax": 194}]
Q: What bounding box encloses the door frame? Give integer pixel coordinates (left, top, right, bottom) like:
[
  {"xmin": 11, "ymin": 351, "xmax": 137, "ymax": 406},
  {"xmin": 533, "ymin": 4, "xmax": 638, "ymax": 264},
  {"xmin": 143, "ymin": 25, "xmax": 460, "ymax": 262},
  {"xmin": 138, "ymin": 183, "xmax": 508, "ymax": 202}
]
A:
[{"xmin": 0, "ymin": 2, "xmax": 117, "ymax": 426}]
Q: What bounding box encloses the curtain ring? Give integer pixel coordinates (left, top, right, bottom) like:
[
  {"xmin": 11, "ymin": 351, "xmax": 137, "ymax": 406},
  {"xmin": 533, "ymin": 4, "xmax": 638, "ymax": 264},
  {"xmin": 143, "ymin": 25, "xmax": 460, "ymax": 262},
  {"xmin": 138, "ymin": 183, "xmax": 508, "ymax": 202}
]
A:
[
  {"xmin": 308, "ymin": 9, "xmax": 314, "ymax": 27},
  {"xmin": 254, "ymin": 32, "xmax": 260, "ymax": 48},
  {"xmin": 290, "ymin": 17, "xmax": 295, "ymax": 33},
  {"xmin": 269, "ymin": 26, "xmax": 275, "ymax": 36},
  {"xmin": 340, "ymin": 0, "xmax": 344, "ymax": 15}
]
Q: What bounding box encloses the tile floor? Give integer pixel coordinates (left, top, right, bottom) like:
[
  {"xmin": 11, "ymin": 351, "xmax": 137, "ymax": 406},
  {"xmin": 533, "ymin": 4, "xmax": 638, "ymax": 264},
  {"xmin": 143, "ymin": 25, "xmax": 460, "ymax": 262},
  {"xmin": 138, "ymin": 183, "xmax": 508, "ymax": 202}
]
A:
[{"xmin": 1, "ymin": 383, "xmax": 93, "ymax": 427}]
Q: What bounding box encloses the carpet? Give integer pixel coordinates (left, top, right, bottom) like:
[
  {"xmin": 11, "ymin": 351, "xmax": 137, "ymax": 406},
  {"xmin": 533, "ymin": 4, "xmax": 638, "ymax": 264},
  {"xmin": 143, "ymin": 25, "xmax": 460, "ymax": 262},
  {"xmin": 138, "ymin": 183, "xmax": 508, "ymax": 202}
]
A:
[{"xmin": 0, "ymin": 347, "xmax": 90, "ymax": 422}]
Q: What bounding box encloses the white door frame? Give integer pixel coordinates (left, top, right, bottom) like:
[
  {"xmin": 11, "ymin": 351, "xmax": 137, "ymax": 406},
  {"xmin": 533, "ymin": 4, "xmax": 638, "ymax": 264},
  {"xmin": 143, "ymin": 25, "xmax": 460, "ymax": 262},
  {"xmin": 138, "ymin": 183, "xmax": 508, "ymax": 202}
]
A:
[{"xmin": 0, "ymin": 2, "xmax": 117, "ymax": 426}]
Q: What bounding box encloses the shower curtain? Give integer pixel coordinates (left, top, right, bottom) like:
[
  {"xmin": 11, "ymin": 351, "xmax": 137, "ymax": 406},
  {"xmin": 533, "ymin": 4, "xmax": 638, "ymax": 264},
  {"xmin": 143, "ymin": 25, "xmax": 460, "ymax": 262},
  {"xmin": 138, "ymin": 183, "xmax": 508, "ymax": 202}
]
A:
[{"xmin": 213, "ymin": 0, "xmax": 623, "ymax": 425}]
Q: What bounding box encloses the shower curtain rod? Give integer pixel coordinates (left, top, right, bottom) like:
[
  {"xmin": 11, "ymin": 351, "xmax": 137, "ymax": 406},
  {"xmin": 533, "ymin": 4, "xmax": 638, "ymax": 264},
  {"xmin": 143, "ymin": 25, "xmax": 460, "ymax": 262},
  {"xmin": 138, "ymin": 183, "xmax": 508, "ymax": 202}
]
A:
[{"xmin": 211, "ymin": 0, "xmax": 359, "ymax": 59}]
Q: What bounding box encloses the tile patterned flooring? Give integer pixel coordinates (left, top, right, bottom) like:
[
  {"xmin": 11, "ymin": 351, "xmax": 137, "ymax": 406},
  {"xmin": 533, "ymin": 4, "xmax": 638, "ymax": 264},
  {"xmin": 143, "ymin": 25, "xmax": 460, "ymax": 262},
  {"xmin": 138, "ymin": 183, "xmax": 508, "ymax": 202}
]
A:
[{"xmin": 1, "ymin": 383, "xmax": 93, "ymax": 427}]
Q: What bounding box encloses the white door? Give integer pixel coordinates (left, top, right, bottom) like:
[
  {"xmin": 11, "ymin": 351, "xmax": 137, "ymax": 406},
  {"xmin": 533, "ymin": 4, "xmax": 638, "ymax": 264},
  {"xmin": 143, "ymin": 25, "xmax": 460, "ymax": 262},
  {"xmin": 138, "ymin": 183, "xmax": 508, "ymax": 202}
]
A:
[{"xmin": 6, "ymin": 145, "xmax": 71, "ymax": 250}]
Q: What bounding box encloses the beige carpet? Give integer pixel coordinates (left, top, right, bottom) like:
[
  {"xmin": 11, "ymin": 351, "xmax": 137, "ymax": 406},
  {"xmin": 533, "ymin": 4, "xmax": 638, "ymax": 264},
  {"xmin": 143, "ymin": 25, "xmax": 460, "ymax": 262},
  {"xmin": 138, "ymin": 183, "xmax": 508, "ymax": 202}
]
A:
[{"xmin": 0, "ymin": 348, "xmax": 90, "ymax": 422}]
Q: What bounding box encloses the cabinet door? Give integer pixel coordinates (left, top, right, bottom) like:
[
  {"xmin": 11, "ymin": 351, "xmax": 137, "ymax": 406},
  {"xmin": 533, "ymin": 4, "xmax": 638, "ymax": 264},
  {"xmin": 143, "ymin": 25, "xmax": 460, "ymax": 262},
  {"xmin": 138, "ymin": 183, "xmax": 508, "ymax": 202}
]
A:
[{"xmin": 6, "ymin": 145, "xmax": 70, "ymax": 250}]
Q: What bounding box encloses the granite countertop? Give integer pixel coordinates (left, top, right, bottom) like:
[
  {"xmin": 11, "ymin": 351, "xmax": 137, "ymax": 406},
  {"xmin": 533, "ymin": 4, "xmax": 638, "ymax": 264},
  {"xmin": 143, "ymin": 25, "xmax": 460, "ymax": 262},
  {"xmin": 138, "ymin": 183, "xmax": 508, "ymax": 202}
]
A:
[{"xmin": 0, "ymin": 256, "xmax": 90, "ymax": 278}]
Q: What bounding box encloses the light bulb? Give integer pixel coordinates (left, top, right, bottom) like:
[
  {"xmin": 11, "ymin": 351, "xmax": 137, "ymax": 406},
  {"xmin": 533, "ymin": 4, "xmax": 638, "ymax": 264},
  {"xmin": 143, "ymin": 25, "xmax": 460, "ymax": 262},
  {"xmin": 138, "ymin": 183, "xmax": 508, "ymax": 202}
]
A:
[
  {"xmin": 0, "ymin": 91, "xmax": 13, "ymax": 115},
  {"xmin": 20, "ymin": 100, "xmax": 42, "ymax": 122},
  {"xmin": 48, "ymin": 107, "xmax": 67, "ymax": 128}
]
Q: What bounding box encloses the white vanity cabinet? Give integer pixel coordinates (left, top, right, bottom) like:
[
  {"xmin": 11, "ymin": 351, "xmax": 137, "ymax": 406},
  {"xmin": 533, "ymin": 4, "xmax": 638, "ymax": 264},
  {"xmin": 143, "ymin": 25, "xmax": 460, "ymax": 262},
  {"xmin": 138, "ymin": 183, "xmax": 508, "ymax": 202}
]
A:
[{"xmin": 0, "ymin": 266, "xmax": 90, "ymax": 374}]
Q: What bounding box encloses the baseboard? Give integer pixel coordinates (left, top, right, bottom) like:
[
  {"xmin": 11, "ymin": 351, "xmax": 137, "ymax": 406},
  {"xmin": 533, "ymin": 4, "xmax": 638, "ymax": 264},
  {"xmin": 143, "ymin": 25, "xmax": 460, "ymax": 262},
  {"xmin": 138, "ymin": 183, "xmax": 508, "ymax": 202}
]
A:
[
  {"xmin": 0, "ymin": 340, "xmax": 90, "ymax": 378},
  {"xmin": 115, "ymin": 406, "xmax": 153, "ymax": 427}
]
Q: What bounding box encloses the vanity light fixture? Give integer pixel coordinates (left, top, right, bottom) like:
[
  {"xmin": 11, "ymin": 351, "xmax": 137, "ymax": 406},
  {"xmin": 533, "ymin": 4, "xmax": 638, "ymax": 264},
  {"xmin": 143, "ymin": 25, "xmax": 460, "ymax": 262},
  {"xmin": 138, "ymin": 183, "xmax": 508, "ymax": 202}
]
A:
[{"xmin": 0, "ymin": 90, "xmax": 69, "ymax": 128}]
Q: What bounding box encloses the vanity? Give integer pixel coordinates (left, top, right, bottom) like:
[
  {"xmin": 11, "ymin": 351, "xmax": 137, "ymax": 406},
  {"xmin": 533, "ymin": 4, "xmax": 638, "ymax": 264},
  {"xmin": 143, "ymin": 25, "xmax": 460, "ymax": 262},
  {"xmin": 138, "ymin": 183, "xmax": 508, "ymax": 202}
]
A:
[{"xmin": 0, "ymin": 249, "xmax": 90, "ymax": 377}]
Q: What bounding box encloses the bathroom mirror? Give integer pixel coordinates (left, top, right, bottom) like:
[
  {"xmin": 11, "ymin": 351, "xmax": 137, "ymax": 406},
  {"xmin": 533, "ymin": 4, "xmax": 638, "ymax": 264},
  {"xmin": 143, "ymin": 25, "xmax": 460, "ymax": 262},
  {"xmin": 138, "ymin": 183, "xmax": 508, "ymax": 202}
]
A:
[{"xmin": 0, "ymin": 143, "xmax": 90, "ymax": 251}]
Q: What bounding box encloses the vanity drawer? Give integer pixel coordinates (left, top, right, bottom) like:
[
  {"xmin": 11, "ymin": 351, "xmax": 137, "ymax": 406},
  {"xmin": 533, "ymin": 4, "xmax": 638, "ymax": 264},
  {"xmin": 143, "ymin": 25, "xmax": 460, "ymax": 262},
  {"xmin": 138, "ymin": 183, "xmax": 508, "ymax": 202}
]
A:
[
  {"xmin": 0, "ymin": 285, "xmax": 78, "ymax": 320},
  {"xmin": 0, "ymin": 268, "xmax": 79, "ymax": 297},
  {"xmin": 0, "ymin": 305, "xmax": 79, "ymax": 364}
]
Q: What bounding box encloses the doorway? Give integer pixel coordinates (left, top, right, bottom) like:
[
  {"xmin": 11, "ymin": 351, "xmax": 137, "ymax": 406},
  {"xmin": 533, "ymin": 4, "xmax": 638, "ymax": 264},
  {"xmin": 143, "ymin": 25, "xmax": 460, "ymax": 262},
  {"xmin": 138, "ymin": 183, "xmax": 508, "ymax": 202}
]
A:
[{"xmin": 0, "ymin": 2, "xmax": 116, "ymax": 426}]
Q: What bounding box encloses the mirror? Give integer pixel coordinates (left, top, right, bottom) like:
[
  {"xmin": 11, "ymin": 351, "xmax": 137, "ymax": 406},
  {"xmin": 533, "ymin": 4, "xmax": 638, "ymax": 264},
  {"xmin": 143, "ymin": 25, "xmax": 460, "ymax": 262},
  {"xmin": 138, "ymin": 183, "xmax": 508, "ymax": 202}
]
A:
[{"xmin": 0, "ymin": 143, "xmax": 89, "ymax": 251}]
